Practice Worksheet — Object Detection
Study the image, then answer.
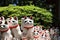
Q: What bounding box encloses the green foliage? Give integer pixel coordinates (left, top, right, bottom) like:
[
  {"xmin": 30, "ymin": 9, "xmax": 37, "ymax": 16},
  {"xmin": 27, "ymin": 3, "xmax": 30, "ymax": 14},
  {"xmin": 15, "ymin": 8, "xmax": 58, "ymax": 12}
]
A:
[{"xmin": 0, "ymin": 5, "xmax": 53, "ymax": 26}]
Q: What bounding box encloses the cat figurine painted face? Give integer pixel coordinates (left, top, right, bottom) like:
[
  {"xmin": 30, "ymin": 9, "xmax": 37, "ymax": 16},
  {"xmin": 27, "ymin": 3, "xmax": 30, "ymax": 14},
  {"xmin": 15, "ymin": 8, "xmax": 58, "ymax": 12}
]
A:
[
  {"xmin": 33, "ymin": 30, "xmax": 39, "ymax": 37},
  {"xmin": 8, "ymin": 17, "xmax": 18, "ymax": 26},
  {"xmin": 21, "ymin": 16, "xmax": 34, "ymax": 29},
  {"xmin": 0, "ymin": 21, "xmax": 9, "ymax": 32},
  {"xmin": 6, "ymin": 17, "xmax": 19, "ymax": 28}
]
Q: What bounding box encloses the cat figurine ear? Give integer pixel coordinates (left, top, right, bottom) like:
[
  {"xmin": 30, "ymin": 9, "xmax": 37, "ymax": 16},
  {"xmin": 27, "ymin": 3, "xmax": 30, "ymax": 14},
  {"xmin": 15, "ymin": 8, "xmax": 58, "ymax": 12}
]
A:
[
  {"xmin": 10, "ymin": 17, "xmax": 12, "ymax": 20},
  {"xmin": 30, "ymin": 16, "xmax": 33, "ymax": 19},
  {"xmin": 1, "ymin": 16, "xmax": 5, "ymax": 20},
  {"xmin": 14, "ymin": 16, "xmax": 18, "ymax": 20},
  {"xmin": 23, "ymin": 16, "xmax": 27, "ymax": 19}
]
